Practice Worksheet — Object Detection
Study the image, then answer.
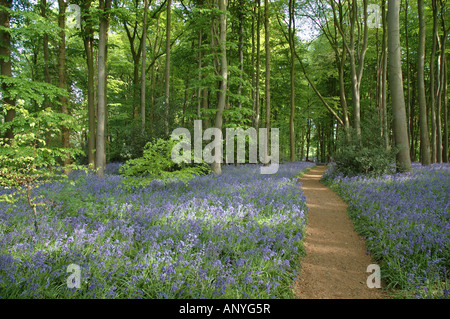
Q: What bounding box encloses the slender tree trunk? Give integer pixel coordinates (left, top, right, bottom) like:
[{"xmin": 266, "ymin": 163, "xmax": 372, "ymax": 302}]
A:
[
  {"xmin": 255, "ymin": 0, "xmax": 261, "ymax": 130},
  {"xmin": 41, "ymin": 0, "xmax": 51, "ymax": 103},
  {"xmin": 343, "ymin": 0, "xmax": 369, "ymax": 139},
  {"xmin": 404, "ymin": 0, "xmax": 414, "ymax": 159},
  {"xmin": 388, "ymin": 0, "xmax": 411, "ymax": 172},
  {"xmin": 329, "ymin": 0, "xmax": 349, "ymax": 137},
  {"xmin": 381, "ymin": 0, "xmax": 389, "ymax": 150},
  {"xmin": 339, "ymin": 46, "xmax": 350, "ymax": 139},
  {"xmin": 417, "ymin": 0, "xmax": 431, "ymax": 165},
  {"xmin": 197, "ymin": 30, "xmax": 203, "ymax": 119},
  {"xmin": 132, "ymin": 61, "xmax": 140, "ymax": 119},
  {"xmin": 251, "ymin": 3, "xmax": 256, "ymax": 126},
  {"xmin": 429, "ymin": 0, "xmax": 438, "ymax": 163},
  {"xmin": 237, "ymin": 0, "xmax": 244, "ymax": 109},
  {"xmin": 164, "ymin": 0, "xmax": 172, "ymax": 138},
  {"xmin": 439, "ymin": 0, "xmax": 448, "ymax": 162},
  {"xmin": 41, "ymin": 0, "xmax": 53, "ymax": 149},
  {"xmin": 443, "ymin": 57, "xmax": 448, "ymax": 162},
  {"xmin": 288, "ymin": 0, "xmax": 295, "ymax": 162},
  {"xmin": 81, "ymin": 0, "xmax": 96, "ymax": 166},
  {"xmin": 141, "ymin": 0, "xmax": 149, "ymax": 134},
  {"xmin": 306, "ymin": 118, "xmax": 311, "ymax": 161},
  {"xmin": 0, "ymin": 0, "xmax": 15, "ymax": 142},
  {"xmin": 149, "ymin": 16, "xmax": 160, "ymax": 135},
  {"xmin": 58, "ymin": 0, "xmax": 71, "ymax": 168},
  {"xmin": 96, "ymin": 0, "xmax": 112, "ymax": 177},
  {"xmin": 435, "ymin": 1, "xmax": 446, "ymax": 163},
  {"xmin": 264, "ymin": 0, "xmax": 271, "ymax": 163},
  {"xmin": 211, "ymin": 0, "xmax": 228, "ymax": 175}
]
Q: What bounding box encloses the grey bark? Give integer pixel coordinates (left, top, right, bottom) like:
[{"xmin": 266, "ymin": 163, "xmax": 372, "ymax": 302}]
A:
[
  {"xmin": 164, "ymin": 0, "xmax": 172, "ymax": 137},
  {"xmin": 288, "ymin": 0, "xmax": 295, "ymax": 161},
  {"xmin": 429, "ymin": 0, "xmax": 438, "ymax": 162},
  {"xmin": 388, "ymin": 0, "xmax": 411, "ymax": 172},
  {"xmin": 264, "ymin": 0, "xmax": 270, "ymax": 162},
  {"xmin": 417, "ymin": 0, "xmax": 431, "ymax": 165},
  {"xmin": 141, "ymin": 0, "xmax": 149, "ymax": 134},
  {"xmin": 96, "ymin": 0, "xmax": 112, "ymax": 177},
  {"xmin": 58, "ymin": 0, "xmax": 71, "ymax": 168},
  {"xmin": 211, "ymin": 0, "xmax": 228, "ymax": 175},
  {"xmin": 80, "ymin": 0, "xmax": 96, "ymax": 166}
]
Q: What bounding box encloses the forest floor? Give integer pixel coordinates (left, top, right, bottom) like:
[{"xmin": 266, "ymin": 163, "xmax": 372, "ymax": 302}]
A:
[{"xmin": 293, "ymin": 165, "xmax": 386, "ymax": 299}]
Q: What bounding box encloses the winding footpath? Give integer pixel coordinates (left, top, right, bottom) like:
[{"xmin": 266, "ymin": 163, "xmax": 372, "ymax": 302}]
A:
[{"xmin": 294, "ymin": 165, "xmax": 385, "ymax": 299}]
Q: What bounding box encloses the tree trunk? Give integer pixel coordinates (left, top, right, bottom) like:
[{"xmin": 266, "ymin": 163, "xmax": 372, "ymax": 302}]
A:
[
  {"xmin": 417, "ymin": 0, "xmax": 431, "ymax": 165},
  {"xmin": 381, "ymin": 0, "xmax": 389, "ymax": 150},
  {"xmin": 404, "ymin": 0, "xmax": 414, "ymax": 160},
  {"xmin": 211, "ymin": 0, "xmax": 228, "ymax": 175},
  {"xmin": 41, "ymin": 0, "xmax": 51, "ymax": 105},
  {"xmin": 237, "ymin": 0, "xmax": 244, "ymax": 109},
  {"xmin": 338, "ymin": 46, "xmax": 350, "ymax": 139},
  {"xmin": 141, "ymin": 0, "xmax": 149, "ymax": 134},
  {"xmin": 443, "ymin": 57, "xmax": 448, "ymax": 162},
  {"xmin": 346, "ymin": 0, "xmax": 369, "ymax": 139},
  {"xmin": 96, "ymin": 0, "xmax": 112, "ymax": 177},
  {"xmin": 251, "ymin": 2, "xmax": 256, "ymax": 126},
  {"xmin": 429, "ymin": 0, "xmax": 438, "ymax": 163},
  {"xmin": 197, "ymin": 30, "xmax": 203, "ymax": 119},
  {"xmin": 436, "ymin": 0, "xmax": 446, "ymax": 163},
  {"xmin": 41, "ymin": 0, "xmax": 53, "ymax": 149},
  {"xmin": 255, "ymin": 0, "xmax": 261, "ymax": 130},
  {"xmin": 388, "ymin": 0, "xmax": 411, "ymax": 172},
  {"xmin": 164, "ymin": 0, "xmax": 172, "ymax": 138},
  {"xmin": 440, "ymin": 0, "xmax": 447, "ymax": 162},
  {"xmin": 264, "ymin": 0, "xmax": 271, "ymax": 163},
  {"xmin": 80, "ymin": 0, "xmax": 96, "ymax": 166},
  {"xmin": 288, "ymin": 0, "xmax": 295, "ymax": 162},
  {"xmin": 58, "ymin": 0, "xmax": 71, "ymax": 168}
]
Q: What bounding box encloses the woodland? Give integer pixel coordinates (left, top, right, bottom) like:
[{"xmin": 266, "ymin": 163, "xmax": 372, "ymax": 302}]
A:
[
  {"xmin": 1, "ymin": 0, "xmax": 448, "ymax": 173},
  {"xmin": 0, "ymin": 0, "xmax": 449, "ymax": 300}
]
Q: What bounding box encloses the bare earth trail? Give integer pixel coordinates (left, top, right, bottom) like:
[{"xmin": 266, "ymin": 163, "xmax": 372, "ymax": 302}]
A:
[{"xmin": 294, "ymin": 165, "xmax": 385, "ymax": 299}]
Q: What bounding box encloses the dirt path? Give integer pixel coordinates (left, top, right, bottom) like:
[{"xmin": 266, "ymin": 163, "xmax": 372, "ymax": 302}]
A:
[{"xmin": 294, "ymin": 165, "xmax": 385, "ymax": 299}]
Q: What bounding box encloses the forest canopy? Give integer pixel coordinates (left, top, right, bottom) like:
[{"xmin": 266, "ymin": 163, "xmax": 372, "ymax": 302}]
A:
[{"xmin": 0, "ymin": 0, "xmax": 448, "ymax": 177}]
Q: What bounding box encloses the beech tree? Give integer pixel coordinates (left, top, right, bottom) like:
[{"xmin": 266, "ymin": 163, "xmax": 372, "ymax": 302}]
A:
[
  {"xmin": 96, "ymin": 0, "xmax": 112, "ymax": 177},
  {"xmin": 164, "ymin": 0, "xmax": 172, "ymax": 137},
  {"xmin": 417, "ymin": 0, "xmax": 431, "ymax": 165},
  {"xmin": 211, "ymin": 0, "xmax": 228, "ymax": 175},
  {"xmin": 388, "ymin": 0, "xmax": 411, "ymax": 172},
  {"xmin": 79, "ymin": 0, "xmax": 96, "ymax": 166},
  {"xmin": 57, "ymin": 0, "xmax": 71, "ymax": 168}
]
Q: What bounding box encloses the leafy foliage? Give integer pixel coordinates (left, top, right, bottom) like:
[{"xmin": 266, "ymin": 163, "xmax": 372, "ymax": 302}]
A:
[
  {"xmin": 0, "ymin": 103, "xmax": 83, "ymax": 232},
  {"xmin": 329, "ymin": 119, "xmax": 397, "ymax": 178},
  {"xmin": 119, "ymin": 138, "xmax": 211, "ymax": 186}
]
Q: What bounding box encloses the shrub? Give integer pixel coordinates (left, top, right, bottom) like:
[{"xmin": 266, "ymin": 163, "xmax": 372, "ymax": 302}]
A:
[
  {"xmin": 330, "ymin": 119, "xmax": 397, "ymax": 178},
  {"xmin": 119, "ymin": 138, "xmax": 211, "ymax": 186}
]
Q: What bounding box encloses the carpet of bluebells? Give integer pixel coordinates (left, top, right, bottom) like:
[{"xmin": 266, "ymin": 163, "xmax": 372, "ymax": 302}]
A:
[
  {"xmin": 0, "ymin": 161, "xmax": 315, "ymax": 298},
  {"xmin": 323, "ymin": 163, "xmax": 450, "ymax": 299}
]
